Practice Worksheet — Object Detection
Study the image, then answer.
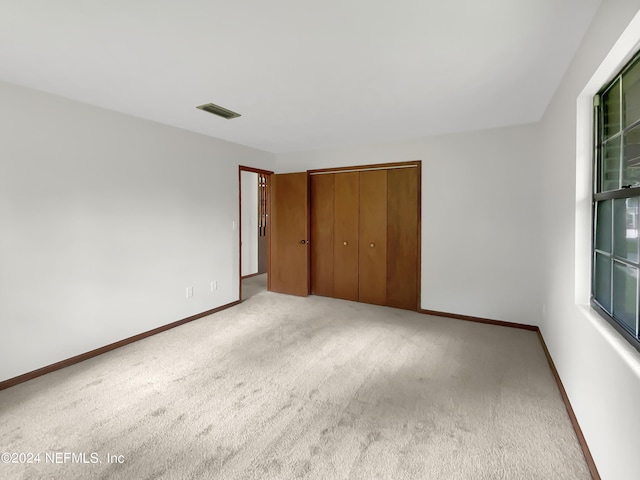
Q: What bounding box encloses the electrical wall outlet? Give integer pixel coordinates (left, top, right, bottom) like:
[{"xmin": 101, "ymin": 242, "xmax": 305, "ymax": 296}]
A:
[
  {"xmin": 211, "ymin": 281, "xmax": 218, "ymax": 291},
  {"xmin": 186, "ymin": 286, "xmax": 193, "ymax": 298}
]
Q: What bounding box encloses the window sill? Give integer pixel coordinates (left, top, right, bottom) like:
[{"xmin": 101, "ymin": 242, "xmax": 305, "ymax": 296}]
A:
[{"xmin": 576, "ymin": 304, "xmax": 640, "ymax": 377}]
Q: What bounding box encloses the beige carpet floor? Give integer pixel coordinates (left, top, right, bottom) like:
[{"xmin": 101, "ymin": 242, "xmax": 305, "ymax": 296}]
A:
[{"xmin": 1, "ymin": 277, "xmax": 590, "ymax": 479}]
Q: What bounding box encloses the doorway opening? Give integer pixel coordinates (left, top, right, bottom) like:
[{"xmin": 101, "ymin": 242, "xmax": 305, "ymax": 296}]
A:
[{"xmin": 239, "ymin": 166, "xmax": 273, "ymax": 301}]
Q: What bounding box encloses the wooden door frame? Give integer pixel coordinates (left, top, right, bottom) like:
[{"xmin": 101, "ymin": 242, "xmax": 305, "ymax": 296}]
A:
[
  {"xmin": 238, "ymin": 165, "xmax": 274, "ymax": 302},
  {"xmin": 307, "ymin": 160, "xmax": 422, "ymax": 311}
]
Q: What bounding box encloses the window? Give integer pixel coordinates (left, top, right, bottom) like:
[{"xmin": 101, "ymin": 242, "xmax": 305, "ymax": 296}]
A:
[{"xmin": 593, "ymin": 50, "xmax": 640, "ymax": 351}]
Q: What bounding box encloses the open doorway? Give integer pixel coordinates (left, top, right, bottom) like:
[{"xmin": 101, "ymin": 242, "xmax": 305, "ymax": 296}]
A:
[{"xmin": 239, "ymin": 166, "xmax": 272, "ymax": 301}]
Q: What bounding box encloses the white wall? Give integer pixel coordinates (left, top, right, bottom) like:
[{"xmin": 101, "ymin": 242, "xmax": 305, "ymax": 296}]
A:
[
  {"xmin": 0, "ymin": 81, "xmax": 275, "ymax": 382},
  {"xmin": 277, "ymin": 122, "xmax": 543, "ymax": 326},
  {"xmin": 537, "ymin": 1, "xmax": 640, "ymax": 479},
  {"xmin": 240, "ymin": 171, "xmax": 259, "ymax": 276}
]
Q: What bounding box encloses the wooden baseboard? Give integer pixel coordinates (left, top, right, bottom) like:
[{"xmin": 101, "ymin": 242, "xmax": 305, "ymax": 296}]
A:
[
  {"xmin": 241, "ymin": 272, "xmax": 264, "ymax": 280},
  {"xmin": 0, "ymin": 300, "xmax": 241, "ymax": 391},
  {"xmin": 535, "ymin": 330, "xmax": 600, "ymax": 480},
  {"xmin": 419, "ymin": 308, "xmax": 538, "ymax": 331}
]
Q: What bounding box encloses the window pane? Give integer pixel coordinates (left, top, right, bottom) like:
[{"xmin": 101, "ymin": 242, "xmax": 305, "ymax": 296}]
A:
[
  {"xmin": 623, "ymin": 123, "xmax": 640, "ymax": 187},
  {"xmin": 623, "ymin": 58, "xmax": 640, "ymax": 127},
  {"xmin": 603, "ymin": 79, "xmax": 621, "ymax": 138},
  {"xmin": 614, "ymin": 198, "xmax": 639, "ymax": 262},
  {"xmin": 595, "ymin": 200, "xmax": 613, "ymax": 253},
  {"xmin": 613, "ymin": 261, "xmax": 638, "ymax": 334},
  {"xmin": 601, "ymin": 138, "xmax": 621, "ymax": 191},
  {"xmin": 594, "ymin": 253, "xmax": 612, "ymax": 312}
]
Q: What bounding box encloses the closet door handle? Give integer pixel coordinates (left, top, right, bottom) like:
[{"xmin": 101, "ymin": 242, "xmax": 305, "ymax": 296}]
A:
[
  {"xmin": 343, "ymin": 241, "xmax": 348, "ymax": 246},
  {"xmin": 300, "ymin": 239, "xmax": 307, "ymax": 244},
  {"xmin": 370, "ymin": 243, "xmax": 375, "ymax": 248}
]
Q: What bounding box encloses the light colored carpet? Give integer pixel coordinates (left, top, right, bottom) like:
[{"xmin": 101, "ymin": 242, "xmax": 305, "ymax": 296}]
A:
[{"xmin": 0, "ymin": 284, "xmax": 590, "ymax": 480}]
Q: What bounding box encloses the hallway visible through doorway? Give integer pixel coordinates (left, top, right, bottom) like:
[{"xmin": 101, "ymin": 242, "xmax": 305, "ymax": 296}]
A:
[
  {"xmin": 242, "ymin": 273, "xmax": 267, "ymax": 301},
  {"xmin": 239, "ymin": 165, "xmax": 272, "ymax": 302}
]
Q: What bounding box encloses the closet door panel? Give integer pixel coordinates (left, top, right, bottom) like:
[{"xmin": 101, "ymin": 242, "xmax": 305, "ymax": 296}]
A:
[
  {"xmin": 333, "ymin": 172, "xmax": 359, "ymax": 301},
  {"xmin": 310, "ymin": 174, "xmax": 334, "ymax": 296},
  {"xmin": 387, "ymin": 167, "xmax": 418, "ymax": 310},
  {"xmin": 359, "ymin": 170, "xmax": 387, "ymax": 305}
]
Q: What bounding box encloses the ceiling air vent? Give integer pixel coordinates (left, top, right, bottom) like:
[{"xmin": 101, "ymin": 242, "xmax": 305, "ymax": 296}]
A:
[{"xmin": 196, "ymin": 103, "xmax": 241, "ymax": 120}]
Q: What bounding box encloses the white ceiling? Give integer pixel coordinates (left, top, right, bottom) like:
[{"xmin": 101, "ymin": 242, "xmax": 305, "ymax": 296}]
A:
[{"xmin": 0, "ymin": 1, "xmax": 601, "ymax": 153}]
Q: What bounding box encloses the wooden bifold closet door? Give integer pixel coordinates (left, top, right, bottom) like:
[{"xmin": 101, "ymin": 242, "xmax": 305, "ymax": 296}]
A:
[
  {"xmin": 310, "ymin": 174, "xmax": 334, "ymax": 297},
  {"xmin": 386, "ymin": 167, "xmax": 418, "ymax": 310},
  {"xmin": 358, "ymin": 170, "xmax": 387, "ymax": 306},
  {"xmin": 310, "ymin": 163, "xmax": 419, "ymax": 310},
  {"xmin": 333, "ymin": 172, "xmax": 359, "ymax": 301}
]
